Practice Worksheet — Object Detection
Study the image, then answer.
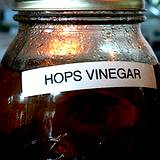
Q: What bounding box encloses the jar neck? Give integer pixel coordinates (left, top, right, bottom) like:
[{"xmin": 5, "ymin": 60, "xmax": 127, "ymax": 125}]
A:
[
  {"xmin": 14, "ymin": 10, "xmax": 145, "ymax": 24},
  {"xmin": 2, "ymin": 10, "xmax": 151, "ymax": 71}
]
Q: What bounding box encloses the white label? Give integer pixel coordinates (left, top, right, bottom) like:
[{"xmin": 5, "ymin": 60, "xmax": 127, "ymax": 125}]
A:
[{"xmin": 22, "ymin": 61, "xmax": 157, "ymax": 97}]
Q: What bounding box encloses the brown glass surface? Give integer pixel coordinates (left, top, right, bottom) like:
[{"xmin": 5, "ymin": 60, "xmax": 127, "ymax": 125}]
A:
[{"xmin": 0, "ymin": 64, "xmax": 160, "ymax": 160}]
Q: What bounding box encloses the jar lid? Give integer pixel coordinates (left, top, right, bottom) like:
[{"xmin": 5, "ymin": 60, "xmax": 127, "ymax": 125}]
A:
[{"xmin": 15, "ymin": 0, "xmax": 145, "ymax": 11}]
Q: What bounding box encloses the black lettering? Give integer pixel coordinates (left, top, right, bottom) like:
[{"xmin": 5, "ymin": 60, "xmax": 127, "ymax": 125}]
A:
[
  {"xmin": 99, "ymin": 69, "xmax": 108, "ymax": 79},
  {"xmin": 127, "ymin": 69, "xmax": 134, "ymax": 79},
  {"xmin": 86, "ymin": 69, "xmax": 94, "ymax": 80},
  {"xmin": 45, "ymin": 74, "xmax": 53, "ymax": 85},
  {"xmin": 64, "ymin": 71, "xmax": 73, "ymax": 82},
  {"xmin": 73, "ymin": 70, "xmax": 82, "ymax": 81},
  {"xmin": 54, "ymin": 73, "xmax": 64, "ymax": 83},
  {"xmin": 95, "ymin": 69, "xmax": 99, "ymax": 80},
  {"xmin": 108, "ymin": 68, "xmax": 117, "ymax": 79},
  {"xmin": 117, "ymin": 68, "xmax": 126, "ymax": 79},
  {"xmin": 134, "ymin": 69, "xmax": 141, "ymax": 79}
]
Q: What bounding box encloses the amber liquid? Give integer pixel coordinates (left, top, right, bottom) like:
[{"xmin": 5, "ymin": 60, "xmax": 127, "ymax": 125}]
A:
[{"xmin": 0, "ymin": 65, "xmax": 160, "ymax": 160}]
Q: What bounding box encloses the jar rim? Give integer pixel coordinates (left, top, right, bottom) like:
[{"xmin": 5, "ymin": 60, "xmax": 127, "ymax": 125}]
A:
[{"xmin": 14, "ymin": 0, "xmax": 145, "ymax": 11}]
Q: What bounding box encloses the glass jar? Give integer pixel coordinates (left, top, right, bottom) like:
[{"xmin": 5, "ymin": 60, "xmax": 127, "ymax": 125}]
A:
[{"xmin": 0, "ymin": 0, "xmax": 160, "ymax": 159}]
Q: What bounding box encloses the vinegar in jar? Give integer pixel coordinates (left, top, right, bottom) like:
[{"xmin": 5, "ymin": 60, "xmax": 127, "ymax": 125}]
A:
[{"xmin": 0, "ymin": 64, "xmax": 160, "ymax": 160}]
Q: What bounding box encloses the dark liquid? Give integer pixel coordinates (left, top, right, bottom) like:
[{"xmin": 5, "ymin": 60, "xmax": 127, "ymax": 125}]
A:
[{"xmin": 0, "ymin": 65, "xmax": 160, "ymax": 160}]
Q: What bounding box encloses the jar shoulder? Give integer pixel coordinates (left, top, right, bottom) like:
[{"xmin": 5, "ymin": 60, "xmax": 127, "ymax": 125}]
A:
[{"xmin": 1, "ymin": 24, "xmax": 158, "ymax": 71}]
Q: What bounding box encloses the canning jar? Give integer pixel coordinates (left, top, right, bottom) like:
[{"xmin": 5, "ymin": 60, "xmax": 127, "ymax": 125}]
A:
[{"xmin": 0, "ymin": 0, "xmax": 160, "ymax": 159}]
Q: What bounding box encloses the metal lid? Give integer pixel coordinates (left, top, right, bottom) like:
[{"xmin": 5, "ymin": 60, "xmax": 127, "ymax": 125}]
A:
[{"xmin": 15, "ymin": 0, "xmax": 145, "ymax": 11}]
